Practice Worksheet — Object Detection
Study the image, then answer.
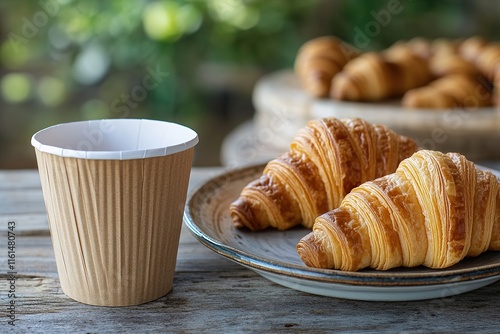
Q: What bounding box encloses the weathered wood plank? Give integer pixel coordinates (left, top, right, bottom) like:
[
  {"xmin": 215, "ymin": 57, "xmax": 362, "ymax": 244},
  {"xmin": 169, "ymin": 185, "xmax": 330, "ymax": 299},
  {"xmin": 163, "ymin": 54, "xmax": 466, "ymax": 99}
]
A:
[
  {"xmin": 0, "ymin": 214, "xmax": 49, "ymax": 236},
  {"xmin": 0, "ymin": 170, "xmax": 42, "ymax": 189},
  {"xmin": 2, "ymin": 271, "xmax": 500, "ymax": 333},
  {"xmin": 2, "ymin": 167, "xmax": 500, "ymax": 333},
  {"xmin": 0, "ymin": 189, "xmax": 46, "ymax": 215}
]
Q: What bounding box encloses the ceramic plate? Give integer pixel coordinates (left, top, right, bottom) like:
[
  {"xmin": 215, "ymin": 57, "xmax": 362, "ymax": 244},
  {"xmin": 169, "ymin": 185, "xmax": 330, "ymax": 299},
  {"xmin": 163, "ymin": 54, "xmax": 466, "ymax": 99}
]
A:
[{"xmin": 183, "ymin": 164, "xmax": 500, "ymax": 301}]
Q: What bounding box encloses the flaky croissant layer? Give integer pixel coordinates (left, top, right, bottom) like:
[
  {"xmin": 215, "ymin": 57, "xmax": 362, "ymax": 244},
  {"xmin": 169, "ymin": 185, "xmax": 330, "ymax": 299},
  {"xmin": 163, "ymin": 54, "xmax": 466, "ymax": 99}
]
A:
[
  {"xmin": 229, "ymin": 118, "xmax": 418, "ymax": 231},
  {"xmin": 297, "ymin": 150, "xmax": 500, "ymax": 271}
]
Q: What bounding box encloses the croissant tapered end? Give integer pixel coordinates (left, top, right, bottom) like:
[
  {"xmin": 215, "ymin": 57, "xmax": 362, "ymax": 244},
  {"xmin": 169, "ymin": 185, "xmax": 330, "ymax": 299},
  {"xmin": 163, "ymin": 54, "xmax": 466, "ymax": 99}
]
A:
[
  {"xmin": 330, "ymin": 73, "xmax": 361, "ymax": 101},
  {"xmin": 295, "ymin": 36, "xmax": 359, "ymax": 98},
  {"xmin": 229, "ymin": 171, "xmax": 303, "ymax": 231},
  {"xmin": 229, "ymin": 197, "xmax": 269, "ymax": 231},
  {"xmin": 296, "ymin": 232, "xmax": 329, "ymax": 268}
]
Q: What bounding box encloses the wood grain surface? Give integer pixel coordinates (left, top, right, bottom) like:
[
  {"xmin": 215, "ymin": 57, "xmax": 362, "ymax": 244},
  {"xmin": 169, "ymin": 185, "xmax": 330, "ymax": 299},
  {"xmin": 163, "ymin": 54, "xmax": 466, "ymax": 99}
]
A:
[{"xmin": 1, "ymin": 168, "xmax": 500, "ymax": 333}]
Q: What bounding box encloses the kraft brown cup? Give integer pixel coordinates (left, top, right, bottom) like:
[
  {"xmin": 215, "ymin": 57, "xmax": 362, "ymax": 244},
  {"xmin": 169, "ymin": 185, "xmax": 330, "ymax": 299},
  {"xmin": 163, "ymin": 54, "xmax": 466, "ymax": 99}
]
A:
[{"xmin": 31, "ymin": 119, "xmax": 198, "ymax": 306}]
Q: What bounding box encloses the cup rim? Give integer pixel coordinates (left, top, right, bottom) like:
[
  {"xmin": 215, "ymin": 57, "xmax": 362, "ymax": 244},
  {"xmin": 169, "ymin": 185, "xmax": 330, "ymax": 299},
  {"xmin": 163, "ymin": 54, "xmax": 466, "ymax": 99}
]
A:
[{"xmin": 31, "ymin": 119, "xmax": 199, "ymax": 160}]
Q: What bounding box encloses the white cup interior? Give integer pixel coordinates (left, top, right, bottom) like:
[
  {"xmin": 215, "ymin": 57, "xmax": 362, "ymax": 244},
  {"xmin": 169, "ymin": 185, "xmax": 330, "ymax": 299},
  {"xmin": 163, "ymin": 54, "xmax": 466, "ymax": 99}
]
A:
[{"xmin": 31, "ymin": 119, "xmax": 198, "ymax": 160}]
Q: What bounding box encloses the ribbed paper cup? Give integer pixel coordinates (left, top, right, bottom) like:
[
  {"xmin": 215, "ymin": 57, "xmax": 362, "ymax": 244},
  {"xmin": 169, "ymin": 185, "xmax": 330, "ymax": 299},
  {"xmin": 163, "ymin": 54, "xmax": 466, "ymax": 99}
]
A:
[{"xmin": 31, "ymin": 119, "xmax": 198, "ymax": 306}]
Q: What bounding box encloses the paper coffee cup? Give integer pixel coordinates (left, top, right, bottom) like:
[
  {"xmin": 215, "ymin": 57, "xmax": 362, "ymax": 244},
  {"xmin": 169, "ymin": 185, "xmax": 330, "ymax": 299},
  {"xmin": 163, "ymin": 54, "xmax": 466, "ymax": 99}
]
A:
[{"xmin": 31, "ymin": 119, "xmax": 198, "ymax": 306}]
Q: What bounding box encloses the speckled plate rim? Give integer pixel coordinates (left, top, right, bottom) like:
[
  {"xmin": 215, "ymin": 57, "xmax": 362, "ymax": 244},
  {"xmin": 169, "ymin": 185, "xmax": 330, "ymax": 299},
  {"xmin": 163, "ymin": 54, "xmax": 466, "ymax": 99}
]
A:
[{"xmin": 184, "ymin": 163, "xmax": 500, "ymax": 288}]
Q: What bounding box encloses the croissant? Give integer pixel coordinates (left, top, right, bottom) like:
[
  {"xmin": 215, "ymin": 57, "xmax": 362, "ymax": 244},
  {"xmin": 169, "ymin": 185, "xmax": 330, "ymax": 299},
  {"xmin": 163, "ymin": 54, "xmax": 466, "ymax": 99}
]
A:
[
  {"xmin": 294, "ymin": 36, "xmax": 359, "ymax": 98},
  {"xmin": 402, "ymin": 73, "xmax": 492, "ymax": 109},
  {"xmin": 402, "ymin": 37, "xmax": 433, "ymax": 59},
  {"xmin": 389, "ymin": 38, "xmax": 461, "ymax": 61},
  {"xmin": 430, "ymin": 38, "xmax": 462, "ymax": 56},
  {"xmin": 459, "ymin": 37, "xmax": 500, "ymax": 105},
  {"xmin": 459, "ymin": 37, "xmax": 500, "ymax": 80},
  {"xmin": 331, "ymin": 48, "xmax": 432, "ymax": 101},
  {"xmin": 459, "ymin": 36, "xmax": 489, "ymax": 65},
  {"xmin": 429, "ymin": 52, "xmax": 478, "ymax": 78},
  {"xmin": 229, "ymin": 118, "xmax": 418, "ymax": 231},
  {"xmin": 297, "ymin": 150, "xmax": 500, "ymax": 271}
]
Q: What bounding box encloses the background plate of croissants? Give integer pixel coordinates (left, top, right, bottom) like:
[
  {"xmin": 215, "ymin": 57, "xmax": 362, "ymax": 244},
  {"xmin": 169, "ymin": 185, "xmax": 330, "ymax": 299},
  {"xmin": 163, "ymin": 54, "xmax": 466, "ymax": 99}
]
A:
[
  {"xmin": 184, "ymin": 117, "xmax": 500, "ymax": 301},
  {"xmin": 253, "ymin": 36, "xmax": 500, "ymax": 160}
]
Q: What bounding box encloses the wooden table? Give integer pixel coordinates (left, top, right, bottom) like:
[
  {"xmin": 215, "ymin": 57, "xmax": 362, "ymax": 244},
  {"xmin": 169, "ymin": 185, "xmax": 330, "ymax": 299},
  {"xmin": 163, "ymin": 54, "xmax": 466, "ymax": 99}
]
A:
[{"xmin": 2, "ymin": 166, "xmax": 500, "ymax": 333}]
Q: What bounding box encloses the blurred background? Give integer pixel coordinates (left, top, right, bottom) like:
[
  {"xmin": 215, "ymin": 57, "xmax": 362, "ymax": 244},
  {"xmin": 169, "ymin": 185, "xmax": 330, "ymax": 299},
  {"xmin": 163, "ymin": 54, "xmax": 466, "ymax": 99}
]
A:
[{"xmin": 1, "ymin": 0, "xmax": 500, "ymax": 168}]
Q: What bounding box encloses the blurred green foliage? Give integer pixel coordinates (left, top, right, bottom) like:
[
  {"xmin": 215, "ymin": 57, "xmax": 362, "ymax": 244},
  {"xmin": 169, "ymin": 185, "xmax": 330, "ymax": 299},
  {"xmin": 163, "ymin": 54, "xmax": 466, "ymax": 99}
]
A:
[
  {"xmin": 0, "ymin": 0, "xmax": 320, "ymax": 166},
  {"xmin": 0, "ymin": 0, "xmax": 316, "ymax": 120},
  {"xmin": 1, "ymin": 0, "xmax": 499, "ymax": 167}
]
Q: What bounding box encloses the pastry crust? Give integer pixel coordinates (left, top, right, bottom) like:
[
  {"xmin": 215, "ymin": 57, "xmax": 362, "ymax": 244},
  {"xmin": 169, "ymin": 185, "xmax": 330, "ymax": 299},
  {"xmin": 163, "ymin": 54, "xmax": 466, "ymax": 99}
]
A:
[
  {"xmin": 295, "ymin": 35, "xmax": 499, "ymax": 107},
  {"xmin": 229, "ymin": 118, "xmax": 418, "ymax": 231},
  {"xmin": 402, "ymin": 73, "xmax": 492, "ymax": 109},
  {"xmin": 297, "ymin": 150, "xmax": 500, "ymax": 271},
  {"xmin": 330, "ymin": 48, "xmax": 432, "ymax": 101}
]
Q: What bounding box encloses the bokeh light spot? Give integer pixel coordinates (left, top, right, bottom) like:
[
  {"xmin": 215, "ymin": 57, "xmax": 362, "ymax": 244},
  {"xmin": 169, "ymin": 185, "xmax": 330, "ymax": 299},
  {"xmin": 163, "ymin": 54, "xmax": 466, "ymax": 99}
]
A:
[
  {"xmin": 37, "ymin": 76, "xmax": 66, "ymax": 107},
  {"xmin": 72, "ymin": 43, "xmax": 110, "ymax": 85},
  {"xmin": 178, "ymin": 4, "xmax": 203, "ymax": 34},
  {"xmin": 142, "ymin": 1, "xmax": 182, "ymax": 41},
  {"xmin": 1, "ymin": 73, "xmax": 32, "ymax": 104}
]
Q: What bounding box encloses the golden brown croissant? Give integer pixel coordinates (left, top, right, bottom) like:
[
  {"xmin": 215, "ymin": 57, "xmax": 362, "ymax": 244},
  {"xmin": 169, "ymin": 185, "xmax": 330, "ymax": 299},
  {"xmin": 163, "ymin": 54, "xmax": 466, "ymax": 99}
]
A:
[
  {"xmin": 459, "ymin": 37, "xmax": 500, "ymax": 80},
  {"xmin": 430, "ymin": 38, "xmax": 462, "ymax": 56},
  {"xmin": 459, "ymin": 36, "xmax": 489, "ymax": 64},
  {"xmin": 229, "ymin": 118, "xmax": 418, "ymax": 231},
  {"xmin": 389, "ymin": 38, "xmax": 461, "ymax": 61},
  {"xmin": 403, "ymin": 37, "xmax": 433, "ymax": 59},
  {"xmin": 402, "ymin": 73, "xmax": 492, "ymax": 109},
  {"xmin": 429, "ymin": 52, "xmax": 478, "ymax": 78},
  {"xmin": 459, "ymin": 36, "xmax": 499, "ymax": 105},
  {"xmin": 294, "ymin": 36, "xmax": 359, "ymax": 98},
  {"xmin": 297, "ymin": 150, "xmax": 500, "ymax": 271},
  {"xmin": 331, "ymin": 48, "xmax": 432, "ymax": 101}
]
